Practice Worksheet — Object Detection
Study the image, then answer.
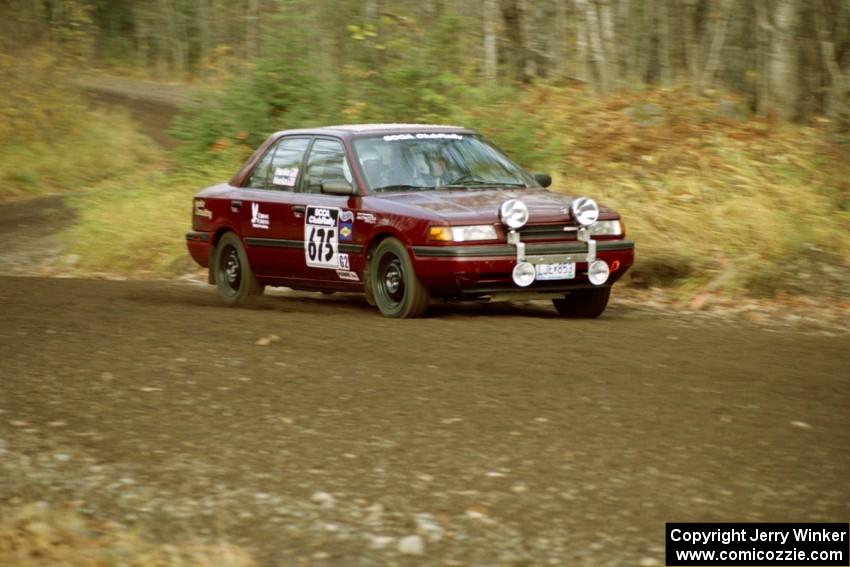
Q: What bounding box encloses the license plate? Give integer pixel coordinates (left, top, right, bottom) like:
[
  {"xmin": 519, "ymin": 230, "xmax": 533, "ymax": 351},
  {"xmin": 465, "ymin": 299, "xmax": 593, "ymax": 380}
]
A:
[{"xmin": 535, "ymin": 262, "xmax": 575, "ymax": 281}]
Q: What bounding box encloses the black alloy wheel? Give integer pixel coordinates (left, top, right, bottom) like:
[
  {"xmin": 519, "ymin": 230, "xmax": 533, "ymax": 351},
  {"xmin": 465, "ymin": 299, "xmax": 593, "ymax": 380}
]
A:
[
  {"xmin": 369, "ymin": 237, "xmax": 430, "ymax": 318},
  {"xmin": 214, "ymin": 232, "xmax": 263, "ymax": 306}
]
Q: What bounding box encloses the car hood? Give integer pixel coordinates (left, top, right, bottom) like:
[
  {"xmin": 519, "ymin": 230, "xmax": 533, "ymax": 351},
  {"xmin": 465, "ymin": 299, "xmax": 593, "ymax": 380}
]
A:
[{"xmin": 375, "ymin": 187, "xmax": 615, "ymax": 224}]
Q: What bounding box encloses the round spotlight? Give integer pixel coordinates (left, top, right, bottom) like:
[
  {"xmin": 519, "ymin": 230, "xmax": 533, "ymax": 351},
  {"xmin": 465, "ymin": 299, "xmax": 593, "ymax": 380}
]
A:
[
  {"xmin": 570, "ymin": 197, "xmax": 599, "ymax": 226},
  {"xmin": 499, "ymin": 199, "xmax": 529, "ymax": 229},
  {"xmin": 587, "ymin": 260, "xmax": 610, "ymax": 285},
  {"xmin": 512, "ymin": 262, "xmax": 536, "ymax": 287}
]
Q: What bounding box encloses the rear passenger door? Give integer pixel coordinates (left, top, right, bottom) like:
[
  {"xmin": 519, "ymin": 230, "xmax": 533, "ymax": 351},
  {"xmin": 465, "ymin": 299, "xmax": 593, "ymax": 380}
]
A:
[
  {"xmin": 287, "ymin": 138, "xmax": 361, "ymax": 284},
  {"xmin": 239, "ymin": 136, "xmax": 310, "ymax": 278}
]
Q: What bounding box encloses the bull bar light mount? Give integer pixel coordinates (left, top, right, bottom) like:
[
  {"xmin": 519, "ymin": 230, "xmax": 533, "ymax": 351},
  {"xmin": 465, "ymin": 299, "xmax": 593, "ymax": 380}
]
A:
[{"xmin": 499, "ymin": 197, "xmax": 610, "ymax": 287}]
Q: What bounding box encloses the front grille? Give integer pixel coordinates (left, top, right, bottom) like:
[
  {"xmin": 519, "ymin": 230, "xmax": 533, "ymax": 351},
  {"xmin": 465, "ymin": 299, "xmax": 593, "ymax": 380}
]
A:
[{"xmin": 518, "ymin": 224, "xmax": 578, "ymax": 242}]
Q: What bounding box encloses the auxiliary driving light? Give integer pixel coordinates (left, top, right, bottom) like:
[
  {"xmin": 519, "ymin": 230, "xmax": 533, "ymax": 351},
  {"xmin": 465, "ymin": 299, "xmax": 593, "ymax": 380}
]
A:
[
  {"xmin": 587, "ymin": 260, "xmax": 610, "ymax": 285},
  {"xmin": 499, "ymin": 199, "xmax": 529, "ymax": 229},
  {"xmin": 512, "ymin": 262, "xmax": 536, "ymax": 287},
  {"xmin": 570, "ymin": 197, "xmax": 600, "ymax": 226}
]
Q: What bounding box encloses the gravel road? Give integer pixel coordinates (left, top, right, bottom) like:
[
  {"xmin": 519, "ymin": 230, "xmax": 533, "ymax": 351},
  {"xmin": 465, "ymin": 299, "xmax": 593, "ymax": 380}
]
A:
[{"xmin": 1, "ymin": 275, "xmax": 848, "ymax": 566}]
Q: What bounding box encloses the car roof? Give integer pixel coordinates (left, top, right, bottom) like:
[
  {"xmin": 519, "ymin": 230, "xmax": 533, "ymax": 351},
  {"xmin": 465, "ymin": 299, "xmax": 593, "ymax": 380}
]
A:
[{"xmin": 272, "ymin": 123, "xmax": 476, "ymax": 139}]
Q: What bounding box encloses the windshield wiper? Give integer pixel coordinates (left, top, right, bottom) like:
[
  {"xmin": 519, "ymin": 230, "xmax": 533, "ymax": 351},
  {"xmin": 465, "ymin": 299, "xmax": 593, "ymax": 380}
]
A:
[
  {"xmin": 447, "ymin": 173, "xmax": 478, "ymax": 186},
  {"xmin": 447, "ymin": 173, "xmax": 526, "ymax": 187},
  {"xmin": 372, "ymin": 184, "xmax": 433, "ymax": 192},
  {"xmin": 442, "ymin": 176, "xmax": 527, "ymax": 189},
  {"xmin": 468, "ymin": 181, "xmax": 527, "ymax": 187}
]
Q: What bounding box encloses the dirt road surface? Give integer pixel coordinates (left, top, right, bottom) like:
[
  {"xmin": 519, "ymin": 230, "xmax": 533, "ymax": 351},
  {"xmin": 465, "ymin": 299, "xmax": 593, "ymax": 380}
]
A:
[{"xmin": 1, "ymin": 275, "xmax": 848, "ymax": 566}]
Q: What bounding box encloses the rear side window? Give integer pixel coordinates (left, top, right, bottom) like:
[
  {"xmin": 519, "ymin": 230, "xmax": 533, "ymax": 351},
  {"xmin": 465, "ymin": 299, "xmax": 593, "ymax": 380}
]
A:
[
  {"xmin": 302, "ymin": 139, "xmax": 352, "ymax": 193},
  {"xmin": 269, "ymin": 138, "xmax": 310, "ymax": 189},
  {"xmin": 246, "ymin": 137, "xmax": 310, "ymax": 189},
  {"xmin": 247, "ymin": 147, "xmax": 275, "ymax": 188}
]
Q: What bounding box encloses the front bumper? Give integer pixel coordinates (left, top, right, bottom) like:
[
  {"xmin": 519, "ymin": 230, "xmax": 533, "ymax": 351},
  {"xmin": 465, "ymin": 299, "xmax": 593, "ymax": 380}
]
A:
[{"xmin": 411, "ymin": 238, "xmax": 635, "ymax": 295}]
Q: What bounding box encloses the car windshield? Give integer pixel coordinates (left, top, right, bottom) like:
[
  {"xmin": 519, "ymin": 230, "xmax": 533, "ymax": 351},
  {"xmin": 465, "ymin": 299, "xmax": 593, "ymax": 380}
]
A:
[{"xmin": 353, "ymin": 133, "xmax": 536, "ymax": 193}]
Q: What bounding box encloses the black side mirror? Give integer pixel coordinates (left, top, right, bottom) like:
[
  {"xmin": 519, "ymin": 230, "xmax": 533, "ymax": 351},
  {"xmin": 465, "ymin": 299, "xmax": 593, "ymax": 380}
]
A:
[
  {"xmin": 533, "ymin": 172, "xmax": 552, "ymax": 188},
  {"xmin": 321, "ymin": 179, "xmax": 358, "ymax": 196}
]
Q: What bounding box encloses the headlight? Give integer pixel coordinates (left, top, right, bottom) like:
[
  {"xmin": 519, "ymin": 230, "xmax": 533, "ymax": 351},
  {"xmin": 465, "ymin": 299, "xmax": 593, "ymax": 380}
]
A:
[
  {"xmin": 499, "ymin": 199, "xmax": 529, "ymax": 229},
  {"xmin": 570, "ymin": 197, "xmax": 599, "ymax": 226},
  {"xmin": 428, "ymin": 225, "xmax": 498, "ymax": 242},
  {"xmin": 587, "ymin": 220, "xmax": 622, "ymax": 236}
]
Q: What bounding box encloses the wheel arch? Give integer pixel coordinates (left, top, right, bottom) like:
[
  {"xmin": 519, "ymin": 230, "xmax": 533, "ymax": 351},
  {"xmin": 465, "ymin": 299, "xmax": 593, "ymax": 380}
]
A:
[
  {"xmin": 363, "ymin": 227, "xmax": 412, "ymax": 262},
  {"xmin": 361, "ymin": 228, "xmax": 411, "ymax": 307},
  {"xmin": 208, "ymin": 225, "xmax": 240, "ymax": 284}
]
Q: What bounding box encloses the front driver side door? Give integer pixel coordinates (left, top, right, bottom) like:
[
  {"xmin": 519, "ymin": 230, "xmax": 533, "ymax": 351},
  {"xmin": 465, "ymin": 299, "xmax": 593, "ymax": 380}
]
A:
[{"xmin": 288, "ymin": 138, "xmax": 360, "ymax": 285}]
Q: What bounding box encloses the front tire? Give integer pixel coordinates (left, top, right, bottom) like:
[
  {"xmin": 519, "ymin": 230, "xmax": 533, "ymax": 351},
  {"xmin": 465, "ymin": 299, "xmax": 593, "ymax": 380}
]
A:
[
  {"xmin": 552, "ymin": 287, "xmax": 611, "ymax": 318},
  {"xmin": 369, "ymin": 238, "xmax": 430, "ymax": 318},
  {"xmin": 213, "ymin": 232, "xmax": 263, "ymax": 306}
]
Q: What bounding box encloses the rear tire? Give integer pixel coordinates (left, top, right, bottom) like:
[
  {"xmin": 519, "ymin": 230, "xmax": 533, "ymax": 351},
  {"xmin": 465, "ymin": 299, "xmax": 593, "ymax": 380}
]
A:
[
  {"xmin": 369, "ymin": 238, "xmax": 430, "ymax": 318},
  {"xmin": 552, "ymin": 287, "xmax": 611, "ymax": 318},
  {"xmin": 213, "ymin": 232, "xmax": 263, "ymax": 306}
]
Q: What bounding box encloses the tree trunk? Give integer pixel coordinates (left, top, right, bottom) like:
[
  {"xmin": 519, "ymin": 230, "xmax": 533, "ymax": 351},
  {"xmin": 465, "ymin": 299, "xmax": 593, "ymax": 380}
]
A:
[
  {"xmin": 701, "ymin": 0, "xmax": 731, "ymax": 90},
  {"xmin": 615, "ymin": 0, "xmax": 631, "ymax": 83},
  {"xmin": 522, "ymin": 0, "xmax": 541, "ymax": 79},
  {"xmin": 813, "ymin": 0, "xmax": 849, "ymax": 126},
  {"xmin": 577, "ymin": 0, "xmax": 609, "ymax": 92},
  {"xmin": 483, "ymin": 0, "xmax": 499, "ymax": 83},
  {"xmin": 157, "ymin": 0, "xmax": 172, "ymax": 76},
  {"xmin": 769, "ymin": 0, "xmax": 801, "ymax": 120},
  {"xmin": 176, "ymin": 0, "xmax": 190, "ymax": 75},
  {"xmin": 501, "ymin": 0, "xmax": 527, "ymax": 82},
  {"xmin": 246, "ymin": 0, "xmax": 259, "ymax": 62},
  {"xmin": 197, "ymin": 0, "xmax": 209, "ymax": 69},
  {"xmin": 683, "ymin": 0, "xmax": 700, "ymax": 89},
  {"xmin": 755, "ymin": 0, "xmax": 772, "ymax": 116},
  {"xmin": 426, "ymin": 0, "xmax": 443, "ymax": 21},
  {"xmin": 574, "ymin": 0, "xmax": 589, "ymax": 82},
  {"xmin": 596, "ymin": 0, "xmax": 619, "ymax": 89},
  {"xmin": 553, "ymin": 0, "xmax": 568, "ymax": 80},
  {"xmin": 363, "ymin": 0, "xmax": 378, "ymax": 23},
  {"xmin": 657, "ymin": 0, "xmax": 673, "ymax": 86},
  {"xmin": 636, "ymin": 0, "xmax": 654, "ymax": 84}
]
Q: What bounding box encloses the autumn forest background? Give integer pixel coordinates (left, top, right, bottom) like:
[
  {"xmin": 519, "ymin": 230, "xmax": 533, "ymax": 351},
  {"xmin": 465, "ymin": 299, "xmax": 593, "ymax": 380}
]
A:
[{"xmin": 0, "ymin": 0, "xmax": 848, "ymax": 299}]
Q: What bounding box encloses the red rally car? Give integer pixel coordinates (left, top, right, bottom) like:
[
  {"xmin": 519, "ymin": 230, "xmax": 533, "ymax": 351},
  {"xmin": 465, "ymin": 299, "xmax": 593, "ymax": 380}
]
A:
[{"xmin": 186, "ymin": 124, "xmax": 634, "ymax": 318}]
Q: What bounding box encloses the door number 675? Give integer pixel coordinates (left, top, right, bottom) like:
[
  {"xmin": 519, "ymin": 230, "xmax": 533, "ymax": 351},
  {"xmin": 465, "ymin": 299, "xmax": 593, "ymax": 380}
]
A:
[{"xmin": 308, "ymin": 227, "xmax": 335, "ymax": 262}]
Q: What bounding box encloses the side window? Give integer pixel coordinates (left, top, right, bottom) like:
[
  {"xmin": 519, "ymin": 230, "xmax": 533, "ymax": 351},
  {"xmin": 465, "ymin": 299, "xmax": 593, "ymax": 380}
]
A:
[
  {"xmin": 247, "ymin": 146, "xmax": 276, "ymax": 188},
  {"xmin": 246, "ymin": 137, "xmax": 309, "ymax": 189},
  {"xmin": 303, "ymin": 139, "xmax": 352, "ymax": 194},
  {"xmin": 268, "ymin": 138, "xmax": 310, "ymax": 190}
]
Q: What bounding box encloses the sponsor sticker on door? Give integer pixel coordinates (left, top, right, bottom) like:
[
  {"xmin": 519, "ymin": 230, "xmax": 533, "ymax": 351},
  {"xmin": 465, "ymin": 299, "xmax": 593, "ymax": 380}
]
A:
[
  {"xmin": 339, "ymin": 221, "xmax": 353, "ymax": 241},
  {"xmin": 356, "ymin": 211, "xmax": 377, "ymax": 224},
  {"xmin": 251, "ymin": 202, "xmax": 269, "ymax": 229},
  {"xmin": 305, "ymin": 206, "xmax": 340, "ymax": 268},
  {"xmin": 194, "ymin": 199, "xmax": 213, "ymax": 219}
]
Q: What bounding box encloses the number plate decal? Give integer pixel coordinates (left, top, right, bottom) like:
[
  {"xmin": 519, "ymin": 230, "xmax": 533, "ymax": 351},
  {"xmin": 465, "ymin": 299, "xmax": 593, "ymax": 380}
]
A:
[
  {"xmin": 535, "ymin": 262, "xmax": 576, "ymax": 281},
  {"xmin": 305, "ymin": 206, "xmax": 340, "ymax": 269}
]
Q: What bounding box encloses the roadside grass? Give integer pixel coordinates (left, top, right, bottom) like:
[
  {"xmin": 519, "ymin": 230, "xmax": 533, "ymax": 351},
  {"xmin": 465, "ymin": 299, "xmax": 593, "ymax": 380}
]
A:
[
  {"xmin": 62, "ymin": 163, "xmax": 236, "ymax": 277},
  {"xmin": 0, "ymin": 112, "xmax": 164, "ymax": 203},
  {"xmin": 0, "ymin": 503, "xmax": 257, "ymax": 567},
  {"xmin": 527, "ymin": 86, "xmax": 850, "ymax": 298},
  {"xmin": 567, "ymin": 140, "xmax": 850, "ymax": 297},
  {"xmin": 0, "ymin": 51, "xmax": 162, "ymax": 203}
]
